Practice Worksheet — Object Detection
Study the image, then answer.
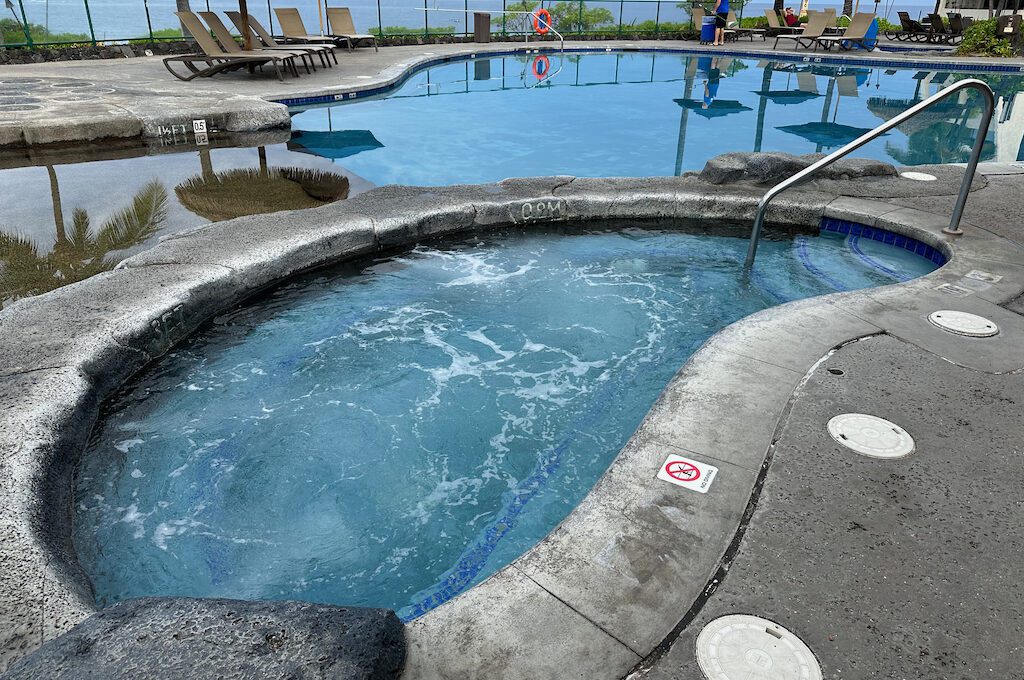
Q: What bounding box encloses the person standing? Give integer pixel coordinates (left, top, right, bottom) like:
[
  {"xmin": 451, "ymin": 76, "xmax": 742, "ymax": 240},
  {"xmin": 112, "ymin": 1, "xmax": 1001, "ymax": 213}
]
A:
[{"xmin": 713, "ymin": 0, "xmax": 730, "ymax": 46}]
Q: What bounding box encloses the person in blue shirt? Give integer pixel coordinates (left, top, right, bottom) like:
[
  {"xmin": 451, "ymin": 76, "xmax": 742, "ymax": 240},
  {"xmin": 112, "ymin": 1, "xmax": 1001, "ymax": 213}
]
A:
[
  {"xmin": 713, "ymin": 0, "xmax": 730, "ymax": 46},
  {"xmin": 703, "ymin": 57, "xmax": 721, "ymax": 108}
]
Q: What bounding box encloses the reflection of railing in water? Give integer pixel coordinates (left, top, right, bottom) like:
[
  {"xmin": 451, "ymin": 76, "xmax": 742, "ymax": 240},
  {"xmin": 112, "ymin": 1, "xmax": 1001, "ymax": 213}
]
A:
[{"xmin": 745, "ymin": 78, "xmax": 995, "ymax": 267}]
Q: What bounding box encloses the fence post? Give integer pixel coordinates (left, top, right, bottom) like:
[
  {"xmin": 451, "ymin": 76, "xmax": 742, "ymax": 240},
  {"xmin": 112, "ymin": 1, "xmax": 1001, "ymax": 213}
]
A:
[
  {"xmin": 15, "ymin": 0, "xmax": 33, "ymax": 46},
  {"xmin": 577, "ymin": 0, "xmax": 583, "ymax": 33},
  {"xmin": 617, "ymin": 0, "xmax": 623, "ymax": 34},
  {"xmin": 144, "ymin": 0, "xmax": 154, "ymax": 41},
  {"xmin": 654, "ymin": 0, "xmax": 660, "ymax": 35},
  {"xmin": 268, "ymin": 0, "xmax": 274, "ymax": 34},
  {"xmin": 464, "ymin": 0, "xmax": 468, "ymax": 36},
  {"xmin": 83, "ymin": 0, "xmax": 97, "ymax": 45},
  {"xmin": 423, "ymin": 0, "xmax": 428, "ymax": 36},
  {"xmin": 377, "ymin": 0, "xmax": 383, "ymax": 36},
  {"xmin": 501, "ymin": 0, "xmax": 506, "ymax": 35}
]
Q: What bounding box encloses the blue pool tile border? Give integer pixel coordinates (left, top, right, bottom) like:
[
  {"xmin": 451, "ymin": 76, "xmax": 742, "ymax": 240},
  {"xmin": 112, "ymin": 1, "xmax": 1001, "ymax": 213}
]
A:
[
  {"xmin": 821, "ymin": 216, "xmax": 947, "ymax": 265},
  {"xmin": 274, "ymin": 45, "xmax": 1024, "ymax": 109}
]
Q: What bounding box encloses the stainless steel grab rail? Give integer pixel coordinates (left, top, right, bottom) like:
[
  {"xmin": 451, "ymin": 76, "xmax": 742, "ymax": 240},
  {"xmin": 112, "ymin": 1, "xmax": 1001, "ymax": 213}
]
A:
[{"xmin": 745, "ymin": 78, "xmax": 995, "ymax": 267}]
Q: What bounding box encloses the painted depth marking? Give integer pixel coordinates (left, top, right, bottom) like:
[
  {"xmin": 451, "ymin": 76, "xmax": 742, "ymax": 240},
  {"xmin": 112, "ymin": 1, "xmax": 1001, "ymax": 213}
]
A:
[{"xmin": 657, "ymin": 454, "xmax": 717, "ymax": 493}]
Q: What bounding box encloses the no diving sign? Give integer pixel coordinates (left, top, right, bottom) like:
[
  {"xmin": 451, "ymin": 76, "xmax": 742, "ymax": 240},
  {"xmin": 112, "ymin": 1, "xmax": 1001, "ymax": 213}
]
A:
[{"xmin": 657, "ymin": 454, "xmax": 717, "ymax": 494}]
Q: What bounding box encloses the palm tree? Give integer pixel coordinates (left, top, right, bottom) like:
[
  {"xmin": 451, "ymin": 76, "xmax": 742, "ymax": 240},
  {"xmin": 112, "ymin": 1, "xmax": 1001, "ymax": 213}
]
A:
[{"xmin": 0, "ymin": 181, "xmax": 169, "ymax": 303}]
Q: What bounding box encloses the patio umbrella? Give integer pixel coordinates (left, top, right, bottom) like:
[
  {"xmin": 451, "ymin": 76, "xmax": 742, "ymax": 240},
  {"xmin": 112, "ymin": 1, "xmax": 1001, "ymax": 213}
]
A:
[
  {"xmin": 287, "ymin": 129, "xmax": 385, "ymax": 159},
  {"xmin": 674, "ymin": 99, "xmax": 753, "ymax": 119},
  {"xmin": 775, "ymin": 121, "xmax": 882, "ymax": 148},
  {"xmin": 751, "ymin": 90, "xmax": 822, "ymax": 105}
]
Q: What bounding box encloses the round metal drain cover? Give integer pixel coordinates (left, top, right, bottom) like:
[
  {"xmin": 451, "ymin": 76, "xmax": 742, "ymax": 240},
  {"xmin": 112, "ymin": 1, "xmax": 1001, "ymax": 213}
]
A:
[
  {"xmin": 827, "ymin": 413, "xmax": 914, "ymax": 458},
  {"xmin": 928, "ymin": 310, "xmax": 999, "ymax": 337},
  {"xmin": 696, "ymin": 614, "xmax": 822, "ymax": 680},
  {"xmin": 900, "ymin": 171, "xmax": 937, "ymax": 181}
]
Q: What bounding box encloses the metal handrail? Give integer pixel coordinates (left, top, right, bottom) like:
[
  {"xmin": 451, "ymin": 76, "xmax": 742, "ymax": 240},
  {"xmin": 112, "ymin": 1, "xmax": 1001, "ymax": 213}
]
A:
[{"xmin": 745, "ymin": 78, "xmax": 995, "ymax": 267}]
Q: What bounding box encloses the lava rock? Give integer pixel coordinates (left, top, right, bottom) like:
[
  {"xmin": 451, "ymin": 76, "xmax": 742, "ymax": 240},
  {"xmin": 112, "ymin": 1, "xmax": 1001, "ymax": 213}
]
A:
[
  {"xmin": 696, "ymin": 151, "xmax": 897, "ymax": 185},
  {"xmin": 0, "ymin": 597, "xmax": 405, "ymax": 680}
]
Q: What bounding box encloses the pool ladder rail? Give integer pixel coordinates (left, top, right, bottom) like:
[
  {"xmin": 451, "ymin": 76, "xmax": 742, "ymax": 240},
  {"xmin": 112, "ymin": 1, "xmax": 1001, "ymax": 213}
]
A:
[{"xmin": 745, "ymin": 78, "xmax": 995, "ymax": 267}]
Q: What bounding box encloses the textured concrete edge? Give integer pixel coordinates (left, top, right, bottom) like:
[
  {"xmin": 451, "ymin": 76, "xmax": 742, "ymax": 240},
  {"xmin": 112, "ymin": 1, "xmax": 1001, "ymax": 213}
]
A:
[{"xmin": 0, "ymin": 176, "xmax": 1021, "ymax": 675}]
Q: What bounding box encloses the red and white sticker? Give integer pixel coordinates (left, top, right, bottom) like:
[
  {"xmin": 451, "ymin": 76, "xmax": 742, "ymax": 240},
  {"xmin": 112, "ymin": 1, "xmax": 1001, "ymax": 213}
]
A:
[{"xmin": 657, "ymin": 454, "xmax": 717, "ymax": 493}]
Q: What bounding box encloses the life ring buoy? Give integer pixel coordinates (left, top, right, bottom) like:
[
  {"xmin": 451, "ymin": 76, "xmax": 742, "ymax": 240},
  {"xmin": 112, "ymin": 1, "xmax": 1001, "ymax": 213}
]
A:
[
  {"xmin": 532, "ymin": 55, "xmax": 550, "ymax": 79},
  {"xmin": 533, "ymin": 9, "xmax": 552, "ymax": 35}
]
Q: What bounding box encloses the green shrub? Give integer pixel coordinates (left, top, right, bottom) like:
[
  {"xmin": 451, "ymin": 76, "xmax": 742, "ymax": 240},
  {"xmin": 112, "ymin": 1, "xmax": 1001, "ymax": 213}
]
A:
[
  {"xmin": 1, "ymin": 17, "xmax": 89, "ymax": 45},
  {"xmin": 955, "ymin": 18, "xmax": 1014, "ymax": 57},
  {"xmin": 370, "ymin": 24, "xmax": 457, "ymax": 36}
]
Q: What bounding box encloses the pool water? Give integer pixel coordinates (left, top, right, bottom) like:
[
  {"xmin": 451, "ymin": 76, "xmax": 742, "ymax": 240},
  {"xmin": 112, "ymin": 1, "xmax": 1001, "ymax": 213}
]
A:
[
  {"xmin": 0, "ymin": 52, "xmax": 1017, "ymax": 304},
  {"xmin": 289, "ymin": 51, "xmax": 1020, "ymax": 185},
  {"xmin": 75, "ymin": 226, "xmax": 938, "ymax": 618}
]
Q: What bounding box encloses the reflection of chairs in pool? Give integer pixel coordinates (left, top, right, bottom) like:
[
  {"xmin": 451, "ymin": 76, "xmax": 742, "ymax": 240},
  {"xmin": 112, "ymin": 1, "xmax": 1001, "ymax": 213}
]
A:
[{"xmin": 796, "ymin": 71, "xmax": 818, "ymax": 94}]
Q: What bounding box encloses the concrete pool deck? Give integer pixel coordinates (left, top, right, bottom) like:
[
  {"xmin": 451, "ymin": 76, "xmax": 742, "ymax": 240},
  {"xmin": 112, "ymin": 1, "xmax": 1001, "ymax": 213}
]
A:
[
  {"xmin": 1, "ymin": 37, "xmax": 1023, "ymax": 149},
  {"xmin": 0, "ymin": 157, "xmax": 1022, "ymax": 678}
]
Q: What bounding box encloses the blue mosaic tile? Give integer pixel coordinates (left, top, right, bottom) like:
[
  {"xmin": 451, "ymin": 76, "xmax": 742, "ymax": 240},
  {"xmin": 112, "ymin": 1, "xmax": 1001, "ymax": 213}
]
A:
[{"xmin": 819, "ymin": 217, "xmax": 946, "ymax": 266}]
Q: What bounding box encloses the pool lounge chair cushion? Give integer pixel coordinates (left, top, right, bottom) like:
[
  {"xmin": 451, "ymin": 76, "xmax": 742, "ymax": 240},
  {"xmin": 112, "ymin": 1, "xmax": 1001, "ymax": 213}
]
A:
[
  {"xmin": 813, "ymin": 12, "xmax": 877, "ymax": 51},
  {"xmin": 326, "ymin": 7, "xmax": 379, "ymax": 51},
  {"xmin": 226, "ymin": 10, "xmax": 338, "ymax": 65},
  {"xmin": 163, "ymin": 11, "xmax": 300, "ymax": 81},
  {"xmin": 773, "ymin": 13, "xmax": 828, "ymax": 49}
]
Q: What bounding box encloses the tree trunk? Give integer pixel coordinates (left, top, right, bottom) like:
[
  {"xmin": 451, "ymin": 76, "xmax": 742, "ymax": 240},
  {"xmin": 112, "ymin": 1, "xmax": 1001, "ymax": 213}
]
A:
[
  {"xmin": 843, "ymin": 0, "xmax": 854, "ymax": 17},
  {"xmin": 46, "ymin": 165, "xmax": 66, "ymax": 245},
  {"xmin": 176, "ymin": 0, "xmax": 194, "ymax": 37},
  {"xmin": 774, "ymin": 0, "xmax": 784, "ymax": 15}
]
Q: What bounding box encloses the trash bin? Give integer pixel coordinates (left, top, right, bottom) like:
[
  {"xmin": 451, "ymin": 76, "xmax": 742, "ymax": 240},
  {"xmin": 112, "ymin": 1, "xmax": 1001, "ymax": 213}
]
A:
[
  {"xmin": 474, "ymin": 12, "xmax": 491, "ymax": 42},
  {"xmin": 700, "ymin": 15, "xmax": 717, "ymax": 44}
]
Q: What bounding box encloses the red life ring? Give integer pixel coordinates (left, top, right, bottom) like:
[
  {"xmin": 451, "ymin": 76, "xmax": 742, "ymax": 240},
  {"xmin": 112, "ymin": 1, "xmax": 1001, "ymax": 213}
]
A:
[
  {"xmin": 533, "ymin": 8, "xmax": 552, "ymax": 34},
  {"xmin": 532, "ymin": 55, "xmax": 550, "ymax": 79}
]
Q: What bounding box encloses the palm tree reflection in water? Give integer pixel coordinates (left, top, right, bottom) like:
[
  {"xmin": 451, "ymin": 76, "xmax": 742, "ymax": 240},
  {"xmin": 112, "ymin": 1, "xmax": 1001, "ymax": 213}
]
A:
[{"xmin": 0, "ymin": 174, "xmax": 169, "ymax": 304}]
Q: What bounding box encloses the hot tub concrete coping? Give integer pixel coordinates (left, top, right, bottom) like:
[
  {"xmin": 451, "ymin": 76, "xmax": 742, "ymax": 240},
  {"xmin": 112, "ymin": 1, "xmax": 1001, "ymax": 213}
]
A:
[{"xmin": 1, "ymin": 175, "xmax": 1023, "ymax": 676}]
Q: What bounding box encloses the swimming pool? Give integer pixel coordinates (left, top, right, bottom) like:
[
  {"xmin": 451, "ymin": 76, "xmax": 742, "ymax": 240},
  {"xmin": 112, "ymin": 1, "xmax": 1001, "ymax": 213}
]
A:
[
  {"xmin": 0, "ymin": 51, "xmax": 1016, "ymax": 304},
  {"xmin": 74, "ymin": 224, "xmax": 940, "ymax": 619},
  {"xmin": 289, "ymin": 51, "xmax": 1017, "ymax": 185}
]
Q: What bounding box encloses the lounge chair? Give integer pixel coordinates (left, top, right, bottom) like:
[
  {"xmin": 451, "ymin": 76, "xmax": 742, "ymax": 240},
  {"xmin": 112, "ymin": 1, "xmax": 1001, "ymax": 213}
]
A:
[
  {"xmin": 691, "ymin": 6, "xmax": 706, "ymax": 29},
  {"xmin": 226, "ymin": 11, "xmax": 338, "ymax": 66},
  {"xmin": 926, "ymin": 12, "xmax": 960, "ymax": 44},
  {"xmin": 888, "ymin": 11, "xmax": 929, "ymax": 42},
  {"xmin": 274, "ymin": 7, "xmax": 349, "ymax": 49},
  {"xmin": 813, "ymin": 12, "xmax": 876, "ymax": 51},
  {"xmin": 326, "ymin": 7, "xmax": 379, "ymax": 51},
  {"xmin": 724, "ymin": 10, "xmax": 766, "ymax": 41},
  {"xmin": 773, "ymin": 12, "xmax": 828, "ymax": 49},
  {"xmin": 163, "ymin": 11, "xmax": 299, "ymax": 81},
  {"xmin": 764, "ymin": 9, "xmax": 799, "ymax": 35},
  {"xmin": 197, "ymin": 11, "xmax": 319, "ymax": 72}
]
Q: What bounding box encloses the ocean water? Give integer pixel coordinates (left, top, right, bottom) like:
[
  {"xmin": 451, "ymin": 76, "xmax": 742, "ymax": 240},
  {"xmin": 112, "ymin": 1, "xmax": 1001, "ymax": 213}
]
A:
[{"xmin": 16, "ymin": 0, "xmax": 934, "ymax": 41}]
